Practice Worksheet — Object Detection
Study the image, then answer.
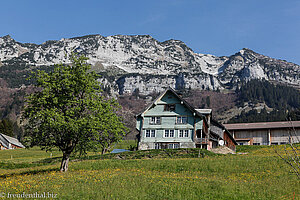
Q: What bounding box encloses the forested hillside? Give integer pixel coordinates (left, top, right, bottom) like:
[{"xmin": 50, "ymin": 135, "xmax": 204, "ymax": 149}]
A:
[
  {"xmin": 236, "ymin": 79, "xmax": 299, "ymax": 109},
  {"xmin": 0, "ymin": 34, "xmax": 299, "ymax": 139},
  {"xmin": 0, "ymin": 74, "xmax": 299, "ymax": 140},
  {"xmin": 228, "ymin": 79, "xmax": 300, "ymax": 123}
]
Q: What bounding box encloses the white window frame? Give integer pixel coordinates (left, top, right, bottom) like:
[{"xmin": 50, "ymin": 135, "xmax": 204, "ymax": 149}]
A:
[
  {"xmin": 176, "ymin": 116, "xmax": 188, "ymax": 124},
  {"xmin": 145, "ymin": 129, "xmax": 156, "ymax": 137},
  {"xmin": 164, "ymin": 130, "xmax": 169, "ymax": 137},
  {"xmin": 179, "ymin": 130, "xmax": 184, "ymax": 137},
  {"xmin": 145, "ymin": 130, "xmax": 151, "ymax": 137},
  {"xmin": 151, "ymin": 130, "xmax": 156, "ymax": 137},
  {"xmin": 169, "ymin": 130, "xmax": 174, "ymax": 137},
  {"xmin": 150, "ymin": 117, "xmax": 161, "ymax": 125},
  {"xmin": 179, "ymin": 130, "xmax": 189, "ymax": 138},
  {"xmin": 184, "ymin": 130, "xmax": 189, "ymax": 137},
  {"xmin": 168, "ymin": 143, "xmax": 180, "ymax": 149},
  {"xmin": 155, "ymin": 143, "xmax": 160, "ymax": 149},
  {"xmin": 164, "ymin": 129, "xmax": 175, "ymax": 138}
]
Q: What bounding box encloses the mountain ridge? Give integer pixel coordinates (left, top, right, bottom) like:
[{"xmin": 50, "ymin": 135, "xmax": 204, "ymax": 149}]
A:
[{"xmin": 0, "ymin": 34, "xmax": 299, "ymax": 95}]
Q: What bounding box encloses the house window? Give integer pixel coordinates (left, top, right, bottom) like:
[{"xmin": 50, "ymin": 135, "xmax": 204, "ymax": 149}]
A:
[
  {"xmin": 196, "ymin": 129, "xmax": 204, "ymax": 138},
  {"xmin": 170, "ymin": 130, "xmax": 174, "ymax": 137},
  {"xmin": 167, "ymin": 143, "xmax": 180, "ymax": 149},
  {"xmin": 164, "ymin": 130, "xmax": 175, "ymax": 137},
  {"xmin": 253, "ymin": 143, "xmax": 260, "ymax": 145},
  {"xmin": 150, "ymin": 117, "xmax": 161, "ymax": 125},
  {"xmin": 176, "ymin": 116, "xmax": 187, "ymax": 124},
  {"xmin": 164, "ymin": 104, "xmax": 175, "ymax": 111},
  {"xmin": 184, "ymin": 130, "xmax": 189, "ymax": 137},
  {"xmin": 164, "ymin": 130, "xmax": 169, "ymax": 137},
  {"xmin": 145, "ymin": 130, "xmax": 156, "ymax": 137},
  {"xmin": 179, "ymin": 130, "xmax": 189, "ymax": 137},
  {"xmin": 271, "ymin": 142, "xmax": 278, "ymax": 145},
  {"xmin": 145, "ymin": 130, "xmax": 150, "ymax": 137},
  {"xmin": 155, "ymin": 143, "xmax": 160, "ymax": 149},
  {"xmin": 179, "ymin": 130, "xmax": 184, "ymax": 137},
  {"xmin": 151, "ymin": 130, "xmax": 155, "ymax": 137}
]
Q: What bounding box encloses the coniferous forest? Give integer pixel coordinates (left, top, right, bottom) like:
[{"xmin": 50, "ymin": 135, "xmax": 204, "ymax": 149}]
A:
[{"xmin": 228, "ymin": 79, "xmax": 300, "ymax": 123}]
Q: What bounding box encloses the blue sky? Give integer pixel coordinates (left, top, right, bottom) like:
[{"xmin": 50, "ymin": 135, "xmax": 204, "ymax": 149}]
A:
[{"xmin": 1, "ymin": 0, "xmax": 300, "ymax": 64}]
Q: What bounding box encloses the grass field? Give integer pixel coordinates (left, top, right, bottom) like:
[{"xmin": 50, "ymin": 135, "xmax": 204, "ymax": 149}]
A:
[{"xmin": 0, "ymin": 143, "xmax": 299, "ymax": 200}]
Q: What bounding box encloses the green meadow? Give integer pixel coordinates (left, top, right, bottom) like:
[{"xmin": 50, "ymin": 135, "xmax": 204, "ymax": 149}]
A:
[{"xmin": 0, "ymin": 143, "xmax": 299, "ymax": 200}]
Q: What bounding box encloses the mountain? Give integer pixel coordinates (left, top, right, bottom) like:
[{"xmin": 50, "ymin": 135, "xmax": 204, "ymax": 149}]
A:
[{"xmin": 0, "ymin": 34, "xmax": 299, "ymax": 95}]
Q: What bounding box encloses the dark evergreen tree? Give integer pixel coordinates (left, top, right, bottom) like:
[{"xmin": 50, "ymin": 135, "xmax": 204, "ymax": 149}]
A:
[{"xmin": 0, "ymin": 119, "xmax": 14, "ymax": 137}]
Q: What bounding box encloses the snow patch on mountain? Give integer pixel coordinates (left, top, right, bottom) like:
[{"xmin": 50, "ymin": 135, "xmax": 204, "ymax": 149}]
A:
[{"xmin": 0, "ymin": 35, "xmax": 299, "ymax": 94}]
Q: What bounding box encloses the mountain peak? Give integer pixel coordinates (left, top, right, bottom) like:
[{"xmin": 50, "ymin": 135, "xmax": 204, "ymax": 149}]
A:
[
  {"xmin": 2, "ymin": 35, "xmax": 12, "ymax": 39},
  {"xmin": 69, "ymin": 34, "xmax": 101, "ymax": 40},
  {"xmin": 0, "ymin": 35, "xmax": 14, "ymax": 42},
  {"xmin": 0, "ymin": 33, "xmax": 298, "ymax": 94},
  {"xmin": 239, "ymin": 48, "xmax": 254, "ymax": 55}
]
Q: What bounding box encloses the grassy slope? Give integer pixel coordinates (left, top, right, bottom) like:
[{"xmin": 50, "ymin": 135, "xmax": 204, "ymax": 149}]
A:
[
  {"xmin": 113, "ymin": 140, "xmax": 137, "ymax": 150},
  {"xmin": 0, "ymin": 145, "xmax": 299, "ymax": 200}
]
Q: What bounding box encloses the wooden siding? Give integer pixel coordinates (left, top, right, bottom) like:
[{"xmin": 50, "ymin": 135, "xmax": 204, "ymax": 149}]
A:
[
  {"xmin": 10, "ymin": 144, "xmax": 23, "ymax": 149},
  {"xmin": 224, "ymin": 131, "xmax": 236, "ymax": 151},
  {"xmin": 234, "ymin": 130, "xmax": 269, "ymax": 145},
  {"xmin": 233, "ymin": 127, "xmax": 300, "ymax": 145}
]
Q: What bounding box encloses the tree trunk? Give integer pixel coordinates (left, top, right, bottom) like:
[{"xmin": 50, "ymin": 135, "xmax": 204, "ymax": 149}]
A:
[
  {"xmin": 101, "ymin": 148, "xmax": 106, "ymax": 155},
  {"xmin": 60, "ymin": 153, "xmax": 70, "ymax": 172}
]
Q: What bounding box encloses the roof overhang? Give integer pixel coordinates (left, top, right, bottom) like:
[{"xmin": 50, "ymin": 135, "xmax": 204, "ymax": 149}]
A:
[
  {"xmin": 136, "ymin": 87, "xmax": 207, "ymax": 124},
  {"xmin": 224, "ymin": 121, "xmax": 300, "ymax": 131}
]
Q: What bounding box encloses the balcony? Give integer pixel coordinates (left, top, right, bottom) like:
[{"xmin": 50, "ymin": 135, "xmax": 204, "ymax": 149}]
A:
[{"xmin": 194, "ymin": 138, "xmax": 208, "ymax": 144}]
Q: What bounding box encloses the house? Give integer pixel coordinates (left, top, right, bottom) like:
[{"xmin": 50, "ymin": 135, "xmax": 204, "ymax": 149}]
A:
[
  {"xmin": 224, "ymin": 121, "xmax": 300, "ymax": 145},
  {"xmin": 0, "ymin": 133, "xmax": 25, "ymax": 150},
  {"xmin": 136, "ymin": 87, "xmax": 237, "ymax": 151}
]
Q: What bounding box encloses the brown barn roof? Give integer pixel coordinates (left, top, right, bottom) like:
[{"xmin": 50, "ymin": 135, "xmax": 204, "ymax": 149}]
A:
[{"xmin": 224, "ymin": 121, "xmax": 300, "ymax": 130}]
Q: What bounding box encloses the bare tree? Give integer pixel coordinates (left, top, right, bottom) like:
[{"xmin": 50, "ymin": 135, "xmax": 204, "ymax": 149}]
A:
[{"xmin": 274, "ymin": 120, "xmax": 300, "ymax": 179}]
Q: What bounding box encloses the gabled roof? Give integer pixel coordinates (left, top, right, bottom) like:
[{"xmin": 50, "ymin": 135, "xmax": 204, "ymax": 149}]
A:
[
  {"xmin": 195, "ymin": 109, "xmax": 212, "ymax": 115},
  {"xmin": 0, "ymin": 133, "xmax": 25, "ymax": 148},
  {"xmin": 136, "ymin": 87, "xmax": 206, "ymax": 122},
  {"xmin": 0, "ymin": 138, "xmax": 8, "ymax": 149},
  {"xmin": 224, "ymin": 121, "xmax": 300, "ymax": 130}
]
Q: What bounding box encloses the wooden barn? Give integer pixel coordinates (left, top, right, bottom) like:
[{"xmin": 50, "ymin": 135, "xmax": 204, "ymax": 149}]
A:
[
  {"xmin": 0, "ymin": 133, "xmax": 25, "ymax": 150},
  {"xmin": 224, "ymin": 121, "xmax": 300, "ymax": 145}
]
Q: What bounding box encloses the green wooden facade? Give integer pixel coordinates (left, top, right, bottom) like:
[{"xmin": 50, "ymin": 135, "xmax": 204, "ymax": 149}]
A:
[{"xmin": 136, "ymin": 88, "xmax": 206, "ymax": 150}]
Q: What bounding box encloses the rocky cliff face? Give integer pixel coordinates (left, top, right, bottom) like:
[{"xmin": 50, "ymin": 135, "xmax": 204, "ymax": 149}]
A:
[
  {"xmin": 218, "ymin": 48, "xmax": 300, "ymax": 87},
  {"xmin": 0, "ymin": 34, "xmax": 299, "ymax": 94}
]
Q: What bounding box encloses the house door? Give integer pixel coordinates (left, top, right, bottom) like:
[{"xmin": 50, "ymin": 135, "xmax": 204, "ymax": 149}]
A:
[{"xmin": 196, "ymin": 129, "xmax": 205, "ymax": 138}]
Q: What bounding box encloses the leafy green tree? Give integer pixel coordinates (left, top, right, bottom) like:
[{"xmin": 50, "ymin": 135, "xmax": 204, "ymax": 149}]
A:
[{"xmin": 23, "ymin": 54, "xmax": 127, "ymax": 172}]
